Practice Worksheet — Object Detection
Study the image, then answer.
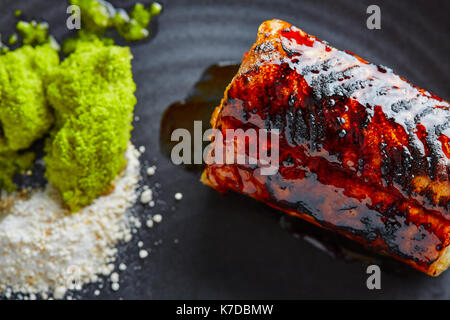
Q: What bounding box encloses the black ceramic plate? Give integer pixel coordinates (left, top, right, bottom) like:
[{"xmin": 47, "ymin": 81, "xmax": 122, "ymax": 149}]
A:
[{"xmin": 0, "ymin": 0, "xmax": 449, "ymax": 299}]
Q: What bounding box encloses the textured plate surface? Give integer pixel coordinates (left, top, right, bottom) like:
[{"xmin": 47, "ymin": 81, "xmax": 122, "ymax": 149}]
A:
[{"xmin": 0, "ymin": 0, "xmax": 449, "ymax": 299}]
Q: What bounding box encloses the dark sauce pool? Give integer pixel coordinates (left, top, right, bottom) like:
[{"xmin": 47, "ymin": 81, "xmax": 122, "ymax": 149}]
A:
[
  {"xmin": 159, "ymin": 62, "xmax": 240, "ymax": 171},
  {"xmin": 159, "ymin": 62, "xmax": 414, "ymax": 276}
]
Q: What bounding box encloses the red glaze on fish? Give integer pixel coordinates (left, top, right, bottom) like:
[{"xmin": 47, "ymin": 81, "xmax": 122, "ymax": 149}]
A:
[{"xmin": 202, "ymin": 20, "xmax": 449, "ymax": 276}]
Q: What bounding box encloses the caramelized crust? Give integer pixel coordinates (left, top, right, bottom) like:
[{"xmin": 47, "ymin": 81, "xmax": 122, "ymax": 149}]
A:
[{"xmin": 202, "ymin": 20, "xmax": 450, "ymax": 276}]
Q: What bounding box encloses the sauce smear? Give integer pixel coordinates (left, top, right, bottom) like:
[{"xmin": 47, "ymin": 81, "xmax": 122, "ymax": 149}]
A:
[{"xmin": 159, "ymin": 62, "xmax": 239, "ymax": 171}]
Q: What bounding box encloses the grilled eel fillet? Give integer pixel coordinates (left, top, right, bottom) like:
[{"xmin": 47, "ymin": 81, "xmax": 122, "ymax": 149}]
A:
[{"xmin": 201, "ymin": 20, "xmax": 450, "ymax": 276}]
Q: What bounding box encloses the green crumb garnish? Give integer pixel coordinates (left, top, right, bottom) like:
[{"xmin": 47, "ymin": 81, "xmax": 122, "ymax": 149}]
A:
[
  {"xmin": 0, "ymin": 35, "xmax": 9, "ymax": 54},
  {"xmin": 45, "ymin": 41, "xmax": 136, "ymax": 212},
  {"xmin": 47, "ymin": 35, "xmax": 61, "ymax": 52},
  {"xmin": 0, "ymin": 44, "xmax": 59, "ymax": 153},
  {"xmin": 150, "ymin": 2, "xmax": 162, "ymax": 16},
  {"xmin": 16, "ymin": 20, "xmax": 50, "ymax": 46},
  {"xmin": 0, "ymin": 151, "xmax": 35, "ymax": 192},
  {"xmin": 70, "ymin": 0, "xmax": 114, "ymax": 32},
  {"xmin": 8, "ymin": 33, "xmax": 18, "ymax": 45},
  {"xmin": 116, "ymin": 2, "xmax": 162, "ymax": 41},
  {"xmin": 131, "ymin": 3, "xmax": 151, "ymax": 26},
  {"xmin": 114, "ymin": 3, "xmax": 150, "ymax": 41},
  {"xmin": 62, "ymin": 30, "xmax": 114, "ymax": 55},
  {"xmin": 0, "ymin": 0, "xmax": 158, "ymax": 210},
  {"xmin": 68, "ymin": 0, "xmax": 162, "ymax": 42},
  {"xmin": 14, "ymin": 9, "xmax": 22, "ymax": 17}
]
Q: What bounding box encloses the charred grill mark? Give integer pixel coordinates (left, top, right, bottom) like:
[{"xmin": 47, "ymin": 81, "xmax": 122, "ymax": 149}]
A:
[
  {"xmin": 255, "ymin": 42, "xmax": 275, "ymax": 53},
  {"xmin": 391, "ymin": 99, "xmax": 412, "ymax": 113},
  {"xmin": 299, "ymin": 59, "xmax": 333, "ymax": 76},
  {"xmin": 281, "ymin": 41, "xmax": 297, "ymax": 57},
  {"xmin": 415, "ymin": 103, "xmax": 437, "ymax": 123},
  {"xmin": 436, "ymin": 119, "xmax": 450, "ymax": 136},
  {"xmin": 293, "ymin": 108, "xmax": 309, "ymax": 144},
  {"xmin": 306, "ymin": 65, "xmax": 363, "ymax": 101}
]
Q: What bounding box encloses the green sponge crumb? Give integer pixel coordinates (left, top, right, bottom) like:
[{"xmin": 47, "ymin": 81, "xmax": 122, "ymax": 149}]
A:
[
  {"xmin": 149, "ymin": 2, "xmax": 162, "ymax": 16},
  {"xmin": 8, "ymin": 33, "xmax": 18, "ymax": 45},
  {"xmin": 62, "ymin": 30, "xmax": 114, "ymax": 55},
  {"xmin": 131, "ymin": 3, "xmax": 152, "ymax": 26},
  {"xmin": 67, "ymin": 0, "xmax": 162, "ymax": 42},
  {"xmin": 0, "ymin": 2, "xmax": 149, "ymax": 210},
  {"xmin": 116, "ymin": 2, "xmax": 162, "ymax": 41},
  {"xmin": 71, "ymin": 0, "xmax": 114, "ymax": 32},
  {"xmin": 16, "ymin": 20, "xmax": 50, "ymax": 46},
  {"xmin": 0, "ymin": 44, "xmax": 59, "ymax": 153},
  {"xmin": 0, "ymin": 151, "xmax": 35, "ymax": 192},
  {"xmin": 0, "ymin": 34, "xmax": 9, "ymax": 54},
  {"xmin": 114, "ymin": 3, "xmax": 149, "ymax": 41},
  {"xmin": 45, "ymin": 41, "xmax": 136, "ymax": 212}
]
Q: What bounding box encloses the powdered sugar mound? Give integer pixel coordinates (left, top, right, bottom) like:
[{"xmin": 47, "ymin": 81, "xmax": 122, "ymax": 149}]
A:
[{"xmin": 0, "ymin": 144, "xmax": 141, "ymax": 298}]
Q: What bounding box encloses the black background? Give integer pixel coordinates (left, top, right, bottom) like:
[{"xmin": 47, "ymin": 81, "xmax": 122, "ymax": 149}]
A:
[{"xmin": 0, "ymin": 0, "xmax": 449, "ymax": 299}]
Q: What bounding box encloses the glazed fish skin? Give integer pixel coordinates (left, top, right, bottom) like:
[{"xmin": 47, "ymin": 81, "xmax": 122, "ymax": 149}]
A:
[{"xmin": 202, "ymin": 20, "xmax": 450, "ymax": 276}]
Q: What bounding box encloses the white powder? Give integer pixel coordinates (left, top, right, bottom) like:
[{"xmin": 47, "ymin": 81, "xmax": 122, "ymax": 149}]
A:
[
  {"xmin": 174, "ymin": 192, "xmax": 183, "ymax": 201},
  {"xmin": 146, "ymin": 166, "xmax": 156, "ymax": 176},
  {"xmin": 0, "ymin": 144, "xmax": 141, "ymax": 298},
  {"xmin": 111, "ymin": 282, "xmax": 120, "ymax": 291},
  {"xmin": 139, "ymin": 249, "xmax": 149, "ymax": 259},
  {"xmin": 140, "ymin": 189, "xmax": 153, "ymax": 204},
  {"xmin": 152, "ymin": 214, "xmax": 162, "ymax": 223}
]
